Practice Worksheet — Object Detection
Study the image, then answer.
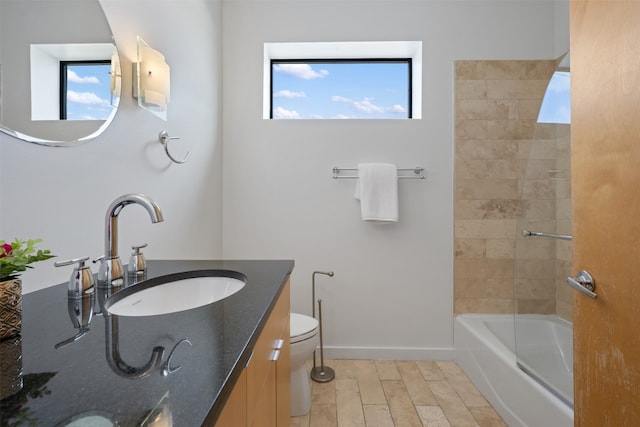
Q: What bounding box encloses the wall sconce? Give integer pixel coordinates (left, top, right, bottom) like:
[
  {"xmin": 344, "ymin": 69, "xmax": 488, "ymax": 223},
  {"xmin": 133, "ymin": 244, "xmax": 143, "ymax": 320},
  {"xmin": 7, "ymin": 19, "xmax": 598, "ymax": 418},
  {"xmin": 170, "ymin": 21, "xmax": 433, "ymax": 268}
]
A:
[
  {"xmin": 133, "ymin": 36, "xmax": 170, "ymax": 121},
  {"xmin": 110, "ymin": 49, "xmax": 121, "ymax": 107}
]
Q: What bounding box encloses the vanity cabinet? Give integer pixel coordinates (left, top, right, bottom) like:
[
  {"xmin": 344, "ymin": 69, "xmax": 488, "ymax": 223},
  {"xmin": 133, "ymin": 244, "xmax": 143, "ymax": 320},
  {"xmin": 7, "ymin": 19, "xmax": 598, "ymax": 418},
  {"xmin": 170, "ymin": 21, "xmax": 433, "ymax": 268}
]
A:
[{"xmin": 214, "ymin": 280, "xmax": 290, "ymax": 427}]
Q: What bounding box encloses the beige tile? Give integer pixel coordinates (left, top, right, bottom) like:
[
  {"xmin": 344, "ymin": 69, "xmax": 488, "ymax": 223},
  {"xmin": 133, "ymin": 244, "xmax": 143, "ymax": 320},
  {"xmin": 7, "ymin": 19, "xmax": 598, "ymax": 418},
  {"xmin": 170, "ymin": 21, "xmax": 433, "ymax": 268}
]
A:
[
  {"xmin": 354, "ymin": 360, "xmax": 387, "ymax": 405},
  {"xmin": 455, "ymin": 199, "xmax": 525, "ymax": 220},
  {"xmin": 294, "ymin": 360, "xmax": 507, "ymax": 427},
  {"xmin": 455, "ymin": 278, "xmax": 512, "ymax": 300},
  {"xmin": 516, "ymin": 298, "xmax": 555, "ymax": 314},
  {"xmin": 335, "ymin": 379, "xmax": 366, "ymax": 427},
  {"xmin": 435, "ymin": 361, "xmax": 464, "ymax": 378},
  {"xmin": 456, "ymin": 179, "xmax": 520, "ymax": 200},
  {"xmin": 454, "ymin": 298, "xmax": 514, "ymax": 315},
  {"xmin": 455, "ymin": 139, "xmax": 520, "ymax": 161},
  {"xmin": 416, "ymin": 361, "xmax": 446, "ymax": 381},
  {"xmin": 309, "ymin": 402, "xmax": 337, "ymax": 427},
  {"xmin": 454, "ymin": 61, "xmax": 481, "ymax": 80},
  {"xmin": 454, "ymin": 220, "xmax": 518, "ymax": 239},
  {"xmin": 455, "ymin": 159, "xmax": 525, "ymax": 181},
  {"xmin": 486, "ymin": 79, "xmax": 548, "ymax": 100},
  {"xmin": 454, "ymin": 259, "xmax": 513, "ymax": 280},
  {"xmin": 455, "ymin": 99, "xmax": 511, "ymax": 120},
  {"xmin": 454, "ymin": 239, "xmax": 486, "ymax": 259},
  {"xmin": 363, "ymin": 405, "xmax": 395, "ymax": 427},
  {"xmin": 455, "ymin": 79, "xmax": 487, "ymax": 100},
  {"xmin": 416, "ymin": 405, "xmax": 452, "ymax": 427},
  {"xmin": 456, "ymin": 119, "xmax": 488, "ymax": 140},
  {"xmin": 381, "ymin": 380, "xmax": 423, "ymax": 427},
  {"xmin": 428, "ymin": 380, "xmax": 480, "ymax": 427},
  {"xmin": 514, "ymin": 278, "xmax": 556, "ymax": 300},
  {"xmin": 518, "ymin": 99, "xmax": 545, "ymax": 119},
  {"xmin": 514, "ymin": 259, "xmax": 556, "ymax": 279},
  {"xmin": 332, "ymin": 359, "xmax": 358, "ymax": 379},
  {"xmin": 476, "ymin": 60, "xmax": 555, "ymax": 80},
  {"xmin": 521, "ymin": 179, "xmax": 555, "ymax": 199},
  {"xmin": 291, "ymin": 413, "xmax": 310, "ymax": 427},
  {"xmin": 485, "ymin": 240, "xmax": 515, "ymax": 259},
  {"xmin": 375, "ymin": 360, "xmax": 401, "ymax": 380},
  {"xmin": 469, "ymin": 407, "xmax": 509, "ymax": 427},
  {"xmin": 312, "ymin": 378, "xmax": 336, "ymax": 404},
  {"xmin": 396, "ymin": 361, "xmax": 438, "ymax": 406},
  {"xmin": 446, "ymin": 375, "xmax": 490, "ymax": 407}
]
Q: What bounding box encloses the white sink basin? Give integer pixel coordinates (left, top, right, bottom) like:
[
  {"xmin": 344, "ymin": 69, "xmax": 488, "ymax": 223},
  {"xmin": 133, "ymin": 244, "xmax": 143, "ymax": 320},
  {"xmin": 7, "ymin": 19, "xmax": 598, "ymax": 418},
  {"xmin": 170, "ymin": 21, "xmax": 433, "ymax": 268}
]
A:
[{"xmin": 106, "ymin": 275, "xmax": 246, "ymax": 317}]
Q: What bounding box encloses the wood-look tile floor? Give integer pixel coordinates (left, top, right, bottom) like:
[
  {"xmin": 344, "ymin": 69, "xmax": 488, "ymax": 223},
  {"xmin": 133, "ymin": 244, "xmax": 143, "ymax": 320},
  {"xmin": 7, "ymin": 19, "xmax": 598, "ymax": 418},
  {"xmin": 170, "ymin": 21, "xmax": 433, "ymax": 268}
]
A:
[{"xmin": 291, "ymin": 360, "xmax": 507, "ymax": 427}]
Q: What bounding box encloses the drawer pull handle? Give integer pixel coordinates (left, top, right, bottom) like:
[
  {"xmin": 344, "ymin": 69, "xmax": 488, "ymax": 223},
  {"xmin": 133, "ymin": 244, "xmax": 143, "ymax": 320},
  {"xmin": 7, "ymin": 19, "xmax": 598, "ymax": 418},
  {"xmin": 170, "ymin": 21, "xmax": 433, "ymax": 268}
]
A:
[
  {"xmin": 270, "ymin": 350, "xmax": 280, "ymax": 362},
  {"xmin": 274, "ymin": 339, "xmax": 284, "ymax": 350}
]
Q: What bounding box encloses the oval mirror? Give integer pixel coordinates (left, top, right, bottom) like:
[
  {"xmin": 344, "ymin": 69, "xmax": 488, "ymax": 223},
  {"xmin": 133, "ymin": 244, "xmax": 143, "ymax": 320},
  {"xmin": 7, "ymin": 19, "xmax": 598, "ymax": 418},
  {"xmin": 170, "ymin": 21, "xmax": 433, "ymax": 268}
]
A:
[{"xmin": 0, "ymin": 0, "xmax": 121, "ymax": 146}]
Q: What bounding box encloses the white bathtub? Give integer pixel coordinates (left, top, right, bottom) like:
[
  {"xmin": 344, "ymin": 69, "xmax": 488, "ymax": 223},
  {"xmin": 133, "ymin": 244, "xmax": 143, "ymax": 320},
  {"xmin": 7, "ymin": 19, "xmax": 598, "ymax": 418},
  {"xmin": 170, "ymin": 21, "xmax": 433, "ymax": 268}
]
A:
[{"xmin": 454, "ymin": 314, "xmax": 573, "ymax": 427}]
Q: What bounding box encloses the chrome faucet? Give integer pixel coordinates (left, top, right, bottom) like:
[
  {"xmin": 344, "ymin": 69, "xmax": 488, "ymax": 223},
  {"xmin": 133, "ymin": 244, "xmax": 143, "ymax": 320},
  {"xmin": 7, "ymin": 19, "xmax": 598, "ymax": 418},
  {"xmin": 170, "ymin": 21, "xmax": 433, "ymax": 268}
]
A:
[{"xmin": 97, "ymin": 194, "xmax": 164, "ymax": 289}]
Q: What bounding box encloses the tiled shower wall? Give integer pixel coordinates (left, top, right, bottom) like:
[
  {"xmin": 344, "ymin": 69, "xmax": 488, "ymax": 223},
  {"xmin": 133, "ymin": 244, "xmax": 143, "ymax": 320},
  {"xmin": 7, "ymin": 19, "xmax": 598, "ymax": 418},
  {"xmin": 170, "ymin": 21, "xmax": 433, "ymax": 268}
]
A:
[{"xmin": 454, "ymin": 60, "xmax": 572, "ymax": 318}]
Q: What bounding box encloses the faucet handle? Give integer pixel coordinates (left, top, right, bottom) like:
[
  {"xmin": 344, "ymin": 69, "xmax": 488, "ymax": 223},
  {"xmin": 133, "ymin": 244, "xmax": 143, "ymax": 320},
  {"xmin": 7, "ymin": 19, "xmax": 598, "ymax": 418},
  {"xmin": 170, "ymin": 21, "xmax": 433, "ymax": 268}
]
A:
[
  {"xmin": 55, "ymin": 256, "xmax": 91, "ymax": 268},
  {"xmin": 131, "ymin": 243, "xmax": 148, "ymax": 252},
  {"xmin": 55, "ymin": 256, "xmax": 95, "ymax": 298},
  {"xmin": 128, "ymin": 244, "xmax": 148, "ymax": 284}
]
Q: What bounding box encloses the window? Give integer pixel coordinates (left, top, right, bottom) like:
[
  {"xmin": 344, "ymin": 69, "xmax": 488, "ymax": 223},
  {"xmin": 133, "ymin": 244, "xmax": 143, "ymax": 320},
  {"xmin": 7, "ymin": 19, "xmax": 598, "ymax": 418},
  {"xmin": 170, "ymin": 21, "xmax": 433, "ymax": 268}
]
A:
[
  {"xmin": 537, "ymin": 71, "xmax": 570, "ymax": 124},
  {"xmin": 264, "ymin": 41, "xmax": 422, "ymax": 120},
  {"xmin": 60, "ymin": 60, "xmax": 114, "ymax": 120},
  {"xmin": 271, "ymin": 59, "xmax": 411, "ymax": 119}
]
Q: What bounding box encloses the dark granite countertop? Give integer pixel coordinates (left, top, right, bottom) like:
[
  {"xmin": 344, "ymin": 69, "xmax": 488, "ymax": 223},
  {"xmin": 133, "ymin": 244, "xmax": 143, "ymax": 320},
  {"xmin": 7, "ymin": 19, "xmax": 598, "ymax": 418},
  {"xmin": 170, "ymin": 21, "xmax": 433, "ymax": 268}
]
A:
[{"xmin": 0, "ymin": 259, "xmax": 294, "ymax": 426}]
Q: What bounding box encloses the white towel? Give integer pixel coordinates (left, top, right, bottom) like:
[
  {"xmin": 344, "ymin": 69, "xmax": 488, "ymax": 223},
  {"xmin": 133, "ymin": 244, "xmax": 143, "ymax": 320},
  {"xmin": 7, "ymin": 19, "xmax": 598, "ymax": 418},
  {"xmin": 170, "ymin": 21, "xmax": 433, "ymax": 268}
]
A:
[{"xmin": 354, "ymin": 163, "xmax": 399, "ymax": 222}]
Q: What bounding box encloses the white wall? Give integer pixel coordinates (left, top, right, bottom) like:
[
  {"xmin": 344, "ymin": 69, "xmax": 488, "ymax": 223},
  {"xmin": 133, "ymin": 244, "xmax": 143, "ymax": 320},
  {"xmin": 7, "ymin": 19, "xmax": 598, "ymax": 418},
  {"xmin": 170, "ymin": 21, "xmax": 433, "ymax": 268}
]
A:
[
  {"xmin": 0, "ymin": 0, "xmax": 223, "ymax": 292},
  {"xmin": 222, "ymin": 0, "xmax": 560, "ymax": 358},
  {"xmin": 0, "ymin": 0, "xmax": 566, "ymax": 359}
]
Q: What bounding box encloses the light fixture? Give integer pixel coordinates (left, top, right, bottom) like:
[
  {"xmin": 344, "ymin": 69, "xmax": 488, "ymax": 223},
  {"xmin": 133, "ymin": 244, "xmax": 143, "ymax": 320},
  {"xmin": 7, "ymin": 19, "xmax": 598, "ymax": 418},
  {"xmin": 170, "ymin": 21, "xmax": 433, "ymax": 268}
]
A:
[
  {"xmin": 109, "ymin": 48, "xmax": 121, "ymax": 107},
  {"xmin": 133, "ymin": 36, "xmax": 170, "ymax": 121}
]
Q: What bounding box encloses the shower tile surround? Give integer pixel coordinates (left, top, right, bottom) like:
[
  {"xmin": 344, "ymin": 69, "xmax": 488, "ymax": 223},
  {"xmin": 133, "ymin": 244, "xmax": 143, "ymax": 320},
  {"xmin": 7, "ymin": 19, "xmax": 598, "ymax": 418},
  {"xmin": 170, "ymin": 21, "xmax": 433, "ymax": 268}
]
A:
[{"xmin": 454, "ymin": 60, "xmax": 572, "ymax": 319}]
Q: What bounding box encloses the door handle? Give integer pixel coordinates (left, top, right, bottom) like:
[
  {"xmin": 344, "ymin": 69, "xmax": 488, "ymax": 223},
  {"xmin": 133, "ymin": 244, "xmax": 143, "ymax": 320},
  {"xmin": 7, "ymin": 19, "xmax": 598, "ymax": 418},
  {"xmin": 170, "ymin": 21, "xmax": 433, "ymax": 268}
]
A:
[{"xmin": 566, "ymin": 270, "xmax": 597, "ymax": 299}]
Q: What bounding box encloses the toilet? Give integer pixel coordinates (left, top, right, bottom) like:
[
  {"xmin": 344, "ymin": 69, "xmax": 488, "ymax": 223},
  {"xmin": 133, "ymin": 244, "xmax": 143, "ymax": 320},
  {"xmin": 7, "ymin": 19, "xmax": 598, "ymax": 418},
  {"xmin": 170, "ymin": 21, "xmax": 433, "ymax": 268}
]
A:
[{"xmin": 290, "ymin": 312, "xmax": 319, "ymax": 416}]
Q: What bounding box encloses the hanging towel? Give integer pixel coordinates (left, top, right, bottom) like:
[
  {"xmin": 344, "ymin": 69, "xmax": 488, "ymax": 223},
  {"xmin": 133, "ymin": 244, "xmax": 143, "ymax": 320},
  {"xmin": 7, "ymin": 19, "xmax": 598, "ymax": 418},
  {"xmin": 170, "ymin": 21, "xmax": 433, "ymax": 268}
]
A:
[{"xmin": 354, "ymin": 163, "xmax": 399, "ymax": 222}]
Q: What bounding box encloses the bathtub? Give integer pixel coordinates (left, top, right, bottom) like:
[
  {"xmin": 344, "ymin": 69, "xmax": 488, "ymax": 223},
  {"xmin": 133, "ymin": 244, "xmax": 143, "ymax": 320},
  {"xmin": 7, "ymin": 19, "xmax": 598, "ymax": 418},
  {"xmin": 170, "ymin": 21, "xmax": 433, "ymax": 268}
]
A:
[{"xmin": 454, "ymin": 314, "xmax": 573, "ymax": 427}]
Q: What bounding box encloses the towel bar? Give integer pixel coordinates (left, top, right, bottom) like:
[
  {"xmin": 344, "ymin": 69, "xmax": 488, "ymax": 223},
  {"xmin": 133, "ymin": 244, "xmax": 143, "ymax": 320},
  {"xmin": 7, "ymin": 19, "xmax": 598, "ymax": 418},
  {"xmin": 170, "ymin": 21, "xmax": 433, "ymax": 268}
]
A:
[{"xmin": 332, "ymin": 166, "xmax": 426, "ymax": 180}]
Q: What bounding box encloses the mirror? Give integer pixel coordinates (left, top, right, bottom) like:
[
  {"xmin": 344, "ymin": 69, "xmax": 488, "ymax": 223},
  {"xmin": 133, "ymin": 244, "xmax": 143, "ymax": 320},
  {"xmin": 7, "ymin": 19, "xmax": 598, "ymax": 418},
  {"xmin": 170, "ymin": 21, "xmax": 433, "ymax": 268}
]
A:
[{"xmin": 0, "ymin": 0, "xmax": 121, "ymax": 146}]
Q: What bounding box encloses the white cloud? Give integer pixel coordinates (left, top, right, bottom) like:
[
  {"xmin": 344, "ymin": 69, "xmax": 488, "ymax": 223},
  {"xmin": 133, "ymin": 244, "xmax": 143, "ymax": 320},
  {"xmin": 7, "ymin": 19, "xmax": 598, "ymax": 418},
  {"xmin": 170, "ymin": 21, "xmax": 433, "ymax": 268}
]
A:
[
  {"xmin": 353, "ymin": 97, "xmax": 385, "ymax": 114},
  {"xmin": 331, "ymin": 95, "xmax": 351, "ymax": 103},
  {"xmin": 274, "ymin": 90, "xmax": 306, "ymax": 98},
  {"xmin": 67, "ymin": 90, "xmax": 110, "ymax": 106},
  {"xmin": 274, "ymin": 64, "xmax": 329, "ymax": 80},
  {"xmin": 331, "ymin": 95, "xmax": 406, "ymax": 117},
  {"xmin": 67, "ymin": 70, "xmax": 100, "ymax": 84},
  {"xmin": 273, "ymin": 106, "xmax": 300, "ymax": 119}
]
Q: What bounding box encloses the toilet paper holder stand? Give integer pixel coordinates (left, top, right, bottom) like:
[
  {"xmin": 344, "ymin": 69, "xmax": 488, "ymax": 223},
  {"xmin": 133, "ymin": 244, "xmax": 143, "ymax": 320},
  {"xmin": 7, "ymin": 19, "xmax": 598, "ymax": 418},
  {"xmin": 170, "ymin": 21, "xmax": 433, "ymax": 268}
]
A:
[{"xmin": 310, "ymin": 270, "xmax": 335, "ymax": 383}]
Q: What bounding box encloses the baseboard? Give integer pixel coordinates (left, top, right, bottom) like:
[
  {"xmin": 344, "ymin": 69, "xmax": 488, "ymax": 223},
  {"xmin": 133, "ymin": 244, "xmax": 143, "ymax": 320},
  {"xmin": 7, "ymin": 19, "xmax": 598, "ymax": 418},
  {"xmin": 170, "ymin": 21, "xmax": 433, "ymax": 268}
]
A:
[{"xmin": 319, "ymin": 345, "xmax": 455, "ymax": 360}]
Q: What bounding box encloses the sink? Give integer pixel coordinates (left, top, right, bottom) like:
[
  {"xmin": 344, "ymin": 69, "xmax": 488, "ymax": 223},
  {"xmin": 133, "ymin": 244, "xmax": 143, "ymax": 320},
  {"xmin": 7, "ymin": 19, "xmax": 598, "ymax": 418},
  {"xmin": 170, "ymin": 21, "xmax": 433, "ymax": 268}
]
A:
[{"xmin": 105, "ymin": 271, "xmax": 246, "ymax": 317}]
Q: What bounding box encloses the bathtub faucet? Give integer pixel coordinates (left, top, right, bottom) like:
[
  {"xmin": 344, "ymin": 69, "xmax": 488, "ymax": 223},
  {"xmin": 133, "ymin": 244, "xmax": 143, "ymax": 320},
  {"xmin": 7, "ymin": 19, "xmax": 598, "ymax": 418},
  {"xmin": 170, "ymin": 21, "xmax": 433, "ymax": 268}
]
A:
[{"xmin": 96, "ymin": 194, "xmax": 164, "ymax": 290}]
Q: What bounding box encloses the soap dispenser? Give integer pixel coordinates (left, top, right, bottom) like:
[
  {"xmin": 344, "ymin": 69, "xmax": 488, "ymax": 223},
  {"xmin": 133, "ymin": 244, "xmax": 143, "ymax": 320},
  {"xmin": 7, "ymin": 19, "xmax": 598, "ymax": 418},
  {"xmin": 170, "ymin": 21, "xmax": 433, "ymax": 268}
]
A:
[{"xmin": 127, "ymin": 243, "xmax": 148, "ymax": 284}]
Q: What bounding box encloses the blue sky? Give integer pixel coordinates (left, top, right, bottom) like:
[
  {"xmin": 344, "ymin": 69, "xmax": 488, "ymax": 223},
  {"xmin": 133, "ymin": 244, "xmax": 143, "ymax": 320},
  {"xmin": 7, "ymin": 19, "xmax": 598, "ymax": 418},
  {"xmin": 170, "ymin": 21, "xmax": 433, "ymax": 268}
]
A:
[
  {"xmin": 65, "ymin": 64, "xmax": 115, "ymax": 121},
  {"xmin": 271, "ymin": 61, "xmax": 410, "ymax": 119},
  {"xmin": 537, "ymin": 71, "xmax": 570, "ymax": 124}
]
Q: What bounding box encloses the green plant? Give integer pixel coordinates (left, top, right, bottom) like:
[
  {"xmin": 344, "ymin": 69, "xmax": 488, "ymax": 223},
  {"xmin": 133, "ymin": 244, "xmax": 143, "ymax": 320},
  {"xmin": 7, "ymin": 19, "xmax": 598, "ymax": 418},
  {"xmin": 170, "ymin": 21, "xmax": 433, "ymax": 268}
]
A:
[{"xmin": 0, "ymin": 238, "xmax": 55, "ymax": 281}]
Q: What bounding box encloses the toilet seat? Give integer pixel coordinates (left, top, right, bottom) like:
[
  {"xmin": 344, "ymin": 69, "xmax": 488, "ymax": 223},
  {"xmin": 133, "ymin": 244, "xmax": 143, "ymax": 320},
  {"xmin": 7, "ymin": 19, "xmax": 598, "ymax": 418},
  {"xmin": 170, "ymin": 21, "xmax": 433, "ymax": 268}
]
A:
[{"xmin": 290, "ymin": 313, "xmax": 318, "ymax": 344}]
